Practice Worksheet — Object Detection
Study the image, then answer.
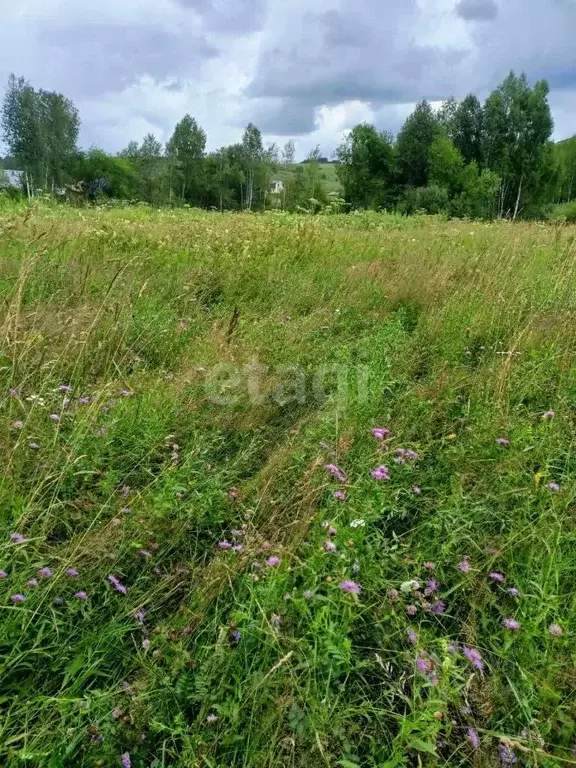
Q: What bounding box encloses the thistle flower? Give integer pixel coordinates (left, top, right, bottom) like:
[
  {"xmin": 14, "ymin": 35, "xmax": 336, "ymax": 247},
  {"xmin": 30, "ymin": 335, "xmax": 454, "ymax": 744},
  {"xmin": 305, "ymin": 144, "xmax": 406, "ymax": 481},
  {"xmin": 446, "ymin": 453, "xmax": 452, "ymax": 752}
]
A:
[
  {"xmin": 542, "ymin": 410, "xmax": 555, "ymax": 420},
  {"xmin": 66, "ymin": 568, "xmax": 79, "ymax": 577},
  {"xmin": 27, "ymin": 578, "xmax": 38, "ymax": 587},
  {"xmin": 371, "ymin": 465, "xmax": 390, "ymax": 480},
  {"xmin": 333, "ymin": 490, "xmax": 346, "ymax": 501},
  {"xmin": 407, "ymin": 629, "xmax": 418, "ymax": 645},
  {"xmin": 424, "ymin": 578, "xmax": 439, "ymax": 596},
  {"xmin": 58, "ymin": 385, "xmax": 73, "ymax": 393},
  {"xmin": 10, "ymin": 533, "xmax": 26, "ymax": 544},
  {"xmin": 232, "ymin": 544, "xmax": 244, "ymax": 553},
  {"xmin": 134, "ymin": 610, "xmax": 146, "ymax": 624},
  {"xmin": 138, "ymin": 549, "xmax": 152, "ymax": 559},
  {"xmin": 462, "ymin": 646, "xmax": 484, "ymax": 670},
  {"xmin": 218, "ymin": 540, "xmax": 232, "ymax": 549},
  {"xmin": 498, "ymin": 743, "xmax": 517, "ymax": 765},
  {"xmin": 38, "ymin": 567, "xmax": 52, "ymax": 579},
  {"xmin": 78, "ymin": 397, "xmax": 90, "ymax": 404},
  {"xmin": 548, "ymin": 623, "xmax": 563, "ymax": 636},
  {"xmin": 502, "ymin": 618, "xmax": 521, "ymax": 631},
  {"xmin": 11, "ymin": 593, "xmax": 25, "ymax": 603},
  {"xmin": 328, "ymin": 525, "xmax": 337, "ymax": 537},
  {"xmin": 0, "ymin": 570, "xmax": 7, "ymax": 579},
  {"xmin": 339, "ymin": 580, "xmax": 361, "ymax": 594},
  {"xmin": 507, "ymin": 587, "xmax": 520, "ymax": 597},
  {"xmin": 74, "ymin": 591, "xmax": 89, "ymax": 600},
  {"xmin": 120, "ymin": 390, "xmax": 132, "ymax": 398},
  {"xmin": 325, "ymin": 463, "xmax": 346, "ymax": 483},
  {"xmin": 371, "ymin": 427, "xmax": 390, "ymax": 441},
  {"xmin": 457, "ymin": 558, "xmax": 471, "ymax": 574},
  {"xmin": 265, "ymin": 556, "xmax": 280, "ymax": 567},
  {"xmin": 107, "ymin": 574, "xmax": 127, "ymax": 594},
  {"xmin": 431, "ymin": 600, "xmax": 446, "ymax": 614},
  {"xmin": 387, "ymin": 588, "xmax": 399, "ymax": 601},
  {"xmin": 11, "ymin": 420, "xmax": 23, "ymax": 430},
  {"xmin": 406, "ymin": 605, "xmax": 417, "ymax": 616},
  {"xmin": 416, "ymin": 655, "xmax": 432, "ymax": 673},
  {"xmin": 121, "ymin": 753, "xmax": 131, "ymax": 768},
  {"xmin": 547, "ymin": 482, "xmax": 560, "ymax": 491},
  {"xmin": 496, "ymin": 437, "xmax": 509, "ymax": 446},
  {"xmin": 324, "ymin": 540, "xmax": 337, "ymax": 553},
  {"xmin": 489, "ymin": 571, "xmax": 505, "ymax": 583},
  {"xmin": 467, "ymin": 728, "xmax": 480, "ymax": 749},
  {"xmin": 424, "ymin": 561, "xmax": 435, "ymax": 570}
]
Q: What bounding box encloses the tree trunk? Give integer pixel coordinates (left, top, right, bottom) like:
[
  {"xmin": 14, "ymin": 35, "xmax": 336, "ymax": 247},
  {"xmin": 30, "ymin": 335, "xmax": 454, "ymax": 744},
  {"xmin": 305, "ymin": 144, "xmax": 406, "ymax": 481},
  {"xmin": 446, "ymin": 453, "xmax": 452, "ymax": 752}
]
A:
[{"xmin": 512, "ymin": 174, "xmax": 523, "ymax": 222}]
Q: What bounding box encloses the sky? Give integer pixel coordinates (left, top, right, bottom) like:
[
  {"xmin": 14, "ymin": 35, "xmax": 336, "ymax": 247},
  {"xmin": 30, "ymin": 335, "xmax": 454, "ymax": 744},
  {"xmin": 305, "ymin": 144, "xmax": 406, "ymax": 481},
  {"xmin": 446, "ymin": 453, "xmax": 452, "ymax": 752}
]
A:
[{"xmin": 1, "ymin": 0, "xmax": 575, "ymax": 160}]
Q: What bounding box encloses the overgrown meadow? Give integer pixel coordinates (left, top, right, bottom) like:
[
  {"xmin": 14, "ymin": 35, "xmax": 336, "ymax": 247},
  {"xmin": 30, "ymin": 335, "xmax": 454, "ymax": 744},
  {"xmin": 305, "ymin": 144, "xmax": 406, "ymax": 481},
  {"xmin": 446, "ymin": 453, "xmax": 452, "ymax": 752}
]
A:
[{"xmin": 0, "ymin": 203, "xmax": 575, "ymax": 767}]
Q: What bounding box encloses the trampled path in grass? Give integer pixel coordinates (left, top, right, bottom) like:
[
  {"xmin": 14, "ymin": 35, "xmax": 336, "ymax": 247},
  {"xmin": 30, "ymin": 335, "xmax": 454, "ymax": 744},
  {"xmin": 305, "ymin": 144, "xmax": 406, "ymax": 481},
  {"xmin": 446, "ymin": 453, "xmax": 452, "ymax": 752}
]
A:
[{"xmin": 0, "ymin": 205, "xmax": 575, "ymax": 767}]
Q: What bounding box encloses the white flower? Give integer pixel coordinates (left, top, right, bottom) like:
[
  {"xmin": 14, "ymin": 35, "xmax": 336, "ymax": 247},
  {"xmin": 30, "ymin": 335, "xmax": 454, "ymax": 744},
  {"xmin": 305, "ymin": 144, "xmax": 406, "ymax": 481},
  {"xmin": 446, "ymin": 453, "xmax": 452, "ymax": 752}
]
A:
[
  {"xmin": 400, "ymin": 580, "xmax": 421, "ymax": 594},
  {"xmin": 350, "ymin": 519, "xmax": 365, "ymax": 528}
]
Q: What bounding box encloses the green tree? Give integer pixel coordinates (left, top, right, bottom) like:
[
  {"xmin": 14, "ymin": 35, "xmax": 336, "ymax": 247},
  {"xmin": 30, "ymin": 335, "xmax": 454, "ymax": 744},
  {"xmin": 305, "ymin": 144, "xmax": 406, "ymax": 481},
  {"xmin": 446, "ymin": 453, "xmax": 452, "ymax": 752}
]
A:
[
  {"xmin": 335, "ymin": 123, "xmax": 395, "ymax": 208},
  {"xmin": 452, "ymin": 94, "xmax": 484, "ymax": 166},
  {"xmin": 74, "ymin": 148, "xmax": 137, "ymax": 199},
  {"xmin": 396, "ymin": 101, "xmax": 441, "ymax": 188},
  {"xmin": 428, "ymin": 136, "xmax": 463, "ymax": 194},
  {"xmin": 166, "ymin": 115, "xmax": 206, "ymax": 204},
  {"xmin": 241, "ymin": 123, "xmax": 263, "ymax": 210},
  {"xmin": 282, "ymin": 139, "xmax": 296, "ymax": 165}
]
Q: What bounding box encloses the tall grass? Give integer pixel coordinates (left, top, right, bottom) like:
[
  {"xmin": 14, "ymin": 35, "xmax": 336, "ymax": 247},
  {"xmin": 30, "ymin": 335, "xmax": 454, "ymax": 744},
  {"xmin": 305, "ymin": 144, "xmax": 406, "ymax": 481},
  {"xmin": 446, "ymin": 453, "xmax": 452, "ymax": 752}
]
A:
[{"xmin": 0, "ymin": 203, "xmax": 575, "ymax": 767}]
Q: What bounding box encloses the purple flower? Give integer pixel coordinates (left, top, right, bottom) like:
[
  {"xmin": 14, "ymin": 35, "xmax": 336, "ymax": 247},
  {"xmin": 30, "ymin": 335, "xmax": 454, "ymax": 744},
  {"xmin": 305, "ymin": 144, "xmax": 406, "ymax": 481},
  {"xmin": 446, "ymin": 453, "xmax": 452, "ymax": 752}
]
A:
[
  {"xmin": 231, "ymin": 629, "xmax": 241, "ymax": 644},
  {"xmin": 11, "ymin": 420, "xmax": 24, "ymax": 430},
  {"xmin": 396, "ymin": 448, "xmax": 418, "ymax": 461},
  {"xmin": 542, "ymin": 410, "xmax": 555, "ymax": 420},
  {"xmin": 547, "ymin": 482, "xmax": 560, "ymax": 491},
  {"xmin": 328, "ymin": 525, "xmax": 337, "ymax": 537},
  {"xmin": 462, "ymin": 646, "xmax": 484, "ymax": 671},
  {"xmin": 218, "ymin": 540, "xmax": 232, "ymax": 549},
  {"xmin": 387, "ymin": 588, "xmax": 399, "ymax": 601},
  {"xmin": 431, "ymin": 600, "xmax": 446, "ymax": 614},
  {"xmin": 416, "ymin": 654, "xmax": 432, "ymax": 673},
  {"xmin": 59, "ymin": 384, "xmax": 73, "ymax": 393},
  {"xmin": 49, "ymin": 414, "xmax": 61, "ymax": 422},
  {"xmin": 339, "ymin": 580, "xmax": 361, "ymax": 594},
  {"xmin": 303, "ymin": 590, "xmax": 313, "ymax": 599},
  {"xmin": 107, "ymin": 574, "xmax": 127, "ymax": 594},
  {"xmin": 406, "ymin": 605, "xmax": 417, "ymax": 616},
  {"xmin": 11, "ymin": 593, "xmax": 25, "ymax": 603},
  {"xmin": 325, "ymin": 463, "xmax": 347, "ymax": 483},
  {"xmin": 502, "ymin": 618, "xmax": 521, "ymax": 631},
  {"xmin": 333, "ymin": 490, "xmax": 346, "ymax": 501},
  {"xmin": 407, "ymin": 629, "xmax": 418, "ymax": 645},
  {"xmin": 232, "ymin": 544, "xmax": 244, "ymax": 553},
  {"xmin": 265, "ymin": 556, "xmax": 280, "ymax": 567},
  {"xmin": 0, "ymin": 570, "xmax": 7, "ymax": 579},
  {"xmin": 467, "ymin": 728, "xmax": 480, "ymax": 749},
  {"xmin": 498, "ymin": 743, "xmax": 518, "ymax": 765},
  {"xmin": 78, "ymin": 397, "xmax": 90, "ymax": 404},
  {"xmin": 371, "ymin": 465, "xmax": 390, "ymax": 480},
  {"xmin": 548, "ymin": 623, "xmax": 563, "ymax": 636},
  {"xmin": 489, "ymin": 572, "xmax": 505, "ymax": 583},
  {"xmin": 448, "ymin": 641, "xmax": 458, "ymax": 654},
  {"xmin": 134, "ymin": 609, "xmax": 146, "ymax": 623},
  {"xmin": 27, "ymin": 579, "xmax": 38, "ymax": 587},
  {"xmin": 324, "ymin": 540, "xmax": 337, "ymax": 553},
  {"xmin": 496, "ymin": 437, "xmax": 509, "ymax": 446},
  {"xmin": 74, "ymin": 591, "xmax": 89, "ymax": 600},
  {"xmin": 424, "ymin": 561, "xmax": 435, "ymax": 570},
  {"xmin": 371, "ymin": 427, "xmax": 391, "ymax": 441},
  {"xmin": 153, "ymin": 567, "xmax": 161, "ymax": 575},
  {"xmin": 66, "ymin": 568, "xmax": 79, "ymax": 577},
  {"xmin": 457, "ymin": 558, "xmax": 471, "ymax": 574},
  {"xmin": 38, "ymin": 567, "xmax": 52, "ymax": 579},
  {"xmin": 121, "ymin": 753, "xmax": 131, "ymax": 768},
  {"xmin": 138, "ymin": 549, "xmax": 152, "ymax": 559},
  {"xmin": 10, "ymin": 533, "xmax": 27, "ymax": 544},
  {"xmin": 507, "ymin": 587, "xmax": 520, "ymax": 597},
  {"xmin": 412, "ymin": 486, "xmax": 422, "ymax": 495},
  {"xmin": 9, "ymin": 387, "xmax": 19, "ymax": 397},
  {"xmin": 120, "ymin": 389, "xmax": 132, "ymax": 398},
  {"xmin": 424, "ymin": 578, "xmax": 439, "ymax": 596}
]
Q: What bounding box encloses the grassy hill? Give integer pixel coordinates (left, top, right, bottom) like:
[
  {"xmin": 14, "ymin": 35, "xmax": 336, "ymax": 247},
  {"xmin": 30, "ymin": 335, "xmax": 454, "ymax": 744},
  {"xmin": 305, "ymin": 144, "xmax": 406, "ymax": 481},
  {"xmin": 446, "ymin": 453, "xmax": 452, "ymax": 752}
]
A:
[{"xmin": 0, "ymin": 204, "xmax": 575, "ymax": 766}]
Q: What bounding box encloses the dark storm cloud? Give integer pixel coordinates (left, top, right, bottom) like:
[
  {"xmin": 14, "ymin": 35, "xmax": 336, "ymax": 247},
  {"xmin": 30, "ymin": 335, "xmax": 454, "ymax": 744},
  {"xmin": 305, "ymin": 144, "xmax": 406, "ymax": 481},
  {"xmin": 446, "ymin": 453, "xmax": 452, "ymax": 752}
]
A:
[
  {"xmin": 42, "ymin": 22, "xmax": 218, "ymax": 99},
  {"xmin": 455, "ymin": 0, "xmax": 499, "ymax": 22},
  {"xmin": 174, "ymin": 0, "xmax": 266, "ymax": 32},
  {"xmin": 242, "ymin": 98, "xmax": 318, "ymax": 135}
]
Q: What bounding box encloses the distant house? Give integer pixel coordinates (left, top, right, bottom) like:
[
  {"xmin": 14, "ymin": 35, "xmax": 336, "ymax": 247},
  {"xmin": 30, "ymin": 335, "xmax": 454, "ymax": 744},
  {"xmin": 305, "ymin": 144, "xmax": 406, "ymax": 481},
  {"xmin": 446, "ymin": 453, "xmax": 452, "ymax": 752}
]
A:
[
  {"xmin": 270, "ymin": 179, "xmax": 284, "ymax": 194},
  {"xmin": 0, "ymin": 169, "xmax": 24, "ymax": 188}
]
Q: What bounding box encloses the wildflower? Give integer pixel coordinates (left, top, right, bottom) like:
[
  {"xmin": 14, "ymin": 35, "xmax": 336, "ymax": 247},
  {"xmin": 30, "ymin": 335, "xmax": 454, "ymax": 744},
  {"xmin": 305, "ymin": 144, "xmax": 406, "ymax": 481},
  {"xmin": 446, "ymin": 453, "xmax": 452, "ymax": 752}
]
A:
[
  {"xmin": 134, "ymin": 610, "xmax": 146, "ymax": 624},
  {"xmin": 498, "ymin": 743, "xmax": 518, "ymax": 765},
  {"xmin": 387, "ymin": 588, "xmax": 399, "ymax": 601},
  {"xmin": 271, "ymin": 614, "xmax": 282, "ymax": 628},
  {"xmin": 424, "ymin": 561, "xmax": 435, "ymax": 570},
  {"xmin": 416, "ymin": 655, "xmax": 432, "ymax": 673},
  {"xmin": 230, "ymin": 629, "xmax": 241, "ymax": 644},
  {"xmin": 339, "ymin": 580, "xmax": 361, "ymax": 594},
  {"xmin": 548, "ymin": 623, "xmax": 563, "ymax": 636},
  {"xmin": 66, "ymin": 568, "xmax": 79, "ymax": 577},
  {"xmin": 228, "ymin": 487, "xmax": 239, "ymax": 500},
  {"xmin": 542, "ymin": 410, "xmax": 555, "ymax": 420},
  {"xmin": 396, "ymin": 448, "xmax": 419, "ymax": 461},
  {"xmin": 265, "ymin": 556, "xmax": 280, "ymax": 567},
  {"xmin": 120, "ymin": 390, "xmax": 132, "ymax": 398},
  {"xmin": 11, "ymin": 420, "xmax": 23, "ymax": 430},
  {"xmin": 27, "ymin": 578, "xmax": 38, "ymax": 587},
  {"xmin": 458, "ymin": 558, "xmax": 471, "ymax": 574},
  {"xmin": 231, "ymin": 528, "xmax": 245, "ymax": 537},
  {"xmin": 78, "ymin": 397, "xmax": 90, "ymax": 404},
  {"xmin": 412, "ymin": 485, "xmax": 422, "ymax": 494},
  {"xmin": 507, "ymin": 587, "xmax": 520, "ymax": 597},
  {"xmin": 371, "ymin": 464, "xmax": 390, "ymax": 480},
  {"xmin": 400, "ymin": 580, "xmax": 420, "ymax": 593},
  {"xmin": 431, "ymin": 601, "xmax": 446, "ymax": 614},
  {"xmin": 218, "ymin": 540, "xmax": 232, "ymax": 549},
  {"xmin": 260, "ymin": 542, "xmax": 271, "ymax": 551},
  {"xmin": 502, "ymin": 618, "xmax": 521, "ymax": 631},
  {"xmin": 121, "ymin": 507, "xmax": 131, "ymax": 515},
  {"xmin": 107, "ymin": 574, "xmax": 127, "ymax": 594},
  {"xmin": 59, "ymin": 385, "xmax": 73, "ymax": 393},
  {"xmin": 350, "ymin": 519, "xmax": 365, "ymax": 528},
  {"xmin": 328, "ymin": 525, "xmax": 337, "ymax": 536},
  {"xmin": 38, "ymin": 567, "xmax": 52, "ymax": 579},
  {"xmin": 406, "ymin": 605, "xmax": 417, "ymax": 616},
  {"xmin": 207, "ymin": 713, "xmax": 219, "ymax": 724},
  {"xmin": 547, "ymin": 482, "xmax": 560, "ymax": 491},
  {"xmin": 333, "ymin": 490, "xmax": 346, "ymax": 501},
  {"xmin": 496, "ymin": 438, "xmax": 509, "ymax": 446},
  {"xmin": 424, "ymin": 578, "xmax": 439, "ymax": 596},
  {"xmin": 489, "ymin": 572, "xmax": 505, "ymax": 583},
  {"xmin": 142, "ymin": 638, "xmax": 150, "ymax": 650},
  {"xmin": 0, "ymin": 569, "xmax": 7, "ymax": 579},
  {"xmin": 9, "ymin": 387, "xmax": 19, "ymax": 397},
  {"xmin": 49, "ymin": 414, "xmax": 61, "ymax": 422},
  {"xmin": 10, "ymin": 533, "xmax": 27, "ymax": 544},
  {"xmin": 74, "ymin": 591, "xmax": 89, "ymax": 600},
  {"xmin": 11, "ymin": 593, "xmax": 25, "ymax": 603},
  {"xmin": 112, "ymin": 708, "xmax": 124, "ymax": 719},
  {"xmin": 448, "ymin": 641, "xmax": 458, "ymax": 654},
  {"xmin": 467, "ymin": 728, "xmax": 480, "ymax": 749},
  {"xmin": 28, "ymin": 441, "xmax": 39, "ymax": 449},
  {"xmin": 371, "ymin": 427, "xmax": 391, "ymax": 441},
  {"xmin": 303, "ymin": 590, "xmax": 313, "ymax": 599},
  {"xmin": 325, "ymin": 463, "xmax": 346, "ymax": 483},
  {"xmin": 324, "ymin": 540, "xmax": 337, "ymax": 553},
  {"xmin": 138, "ymin": 549, "xmax": 152, "ymax": 559},
  {"xmin": 462, "ymin": 646, "xmax": 484, "ymax": 671},
  {"xmin": 121, "ymin": 753, "xmax": 131, "ymax": 768},
  {"xmin": 153, "ymin": 567, "xmax": 161, "ymax": 575},
  {"xmin": 352, "ymin": 558, "xmax": 360, "ymax": 574},
  {"xmin": 407, "ymin": 629, "xmax": 418, "ymax": 645}
]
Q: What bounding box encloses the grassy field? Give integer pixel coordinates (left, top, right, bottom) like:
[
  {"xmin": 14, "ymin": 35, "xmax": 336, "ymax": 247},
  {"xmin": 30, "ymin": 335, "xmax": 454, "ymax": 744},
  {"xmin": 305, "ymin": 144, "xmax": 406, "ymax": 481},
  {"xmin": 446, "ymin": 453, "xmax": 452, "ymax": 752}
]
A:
[{"xmin": 0, "ymin": 203, "xmax": 575, "ymax": 767}]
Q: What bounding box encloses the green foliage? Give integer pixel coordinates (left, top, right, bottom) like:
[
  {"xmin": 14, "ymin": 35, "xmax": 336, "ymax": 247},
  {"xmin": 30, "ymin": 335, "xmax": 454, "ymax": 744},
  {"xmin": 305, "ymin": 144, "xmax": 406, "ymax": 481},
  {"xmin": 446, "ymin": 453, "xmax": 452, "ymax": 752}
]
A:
[
  {"xmin": 427, "ymin": 136, "xmax": 463, "ymax": 193},
  {"xmin": 396, "ymin": 101, "xmax": 442, "ymax": 188},
  {"xmin": 335, "ymin": 123, "xmax": 395, "ymax": 209},
  {"xmin": 166, "ymin": 115, "xmax": 207, "ymax": 204},
  {"xmin": 75, "ymin": 148, "xmax": 138, "ymax": 199}
]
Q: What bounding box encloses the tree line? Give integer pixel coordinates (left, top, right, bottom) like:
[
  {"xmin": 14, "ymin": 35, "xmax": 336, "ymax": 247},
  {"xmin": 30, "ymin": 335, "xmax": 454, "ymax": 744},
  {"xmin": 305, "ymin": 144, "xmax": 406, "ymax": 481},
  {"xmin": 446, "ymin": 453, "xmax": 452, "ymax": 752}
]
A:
[{"xmin": 1, "ymin": 71, "xmax": 575, "ymax": 219}]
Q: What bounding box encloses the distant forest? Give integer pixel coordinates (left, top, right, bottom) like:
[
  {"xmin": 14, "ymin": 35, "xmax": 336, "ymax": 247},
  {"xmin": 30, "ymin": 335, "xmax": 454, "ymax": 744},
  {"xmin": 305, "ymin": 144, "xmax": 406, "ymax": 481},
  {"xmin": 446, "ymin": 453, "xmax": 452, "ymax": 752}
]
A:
[{"xmin": 1, "ymin": 72, "xmax": 576, "ymax": 220}]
